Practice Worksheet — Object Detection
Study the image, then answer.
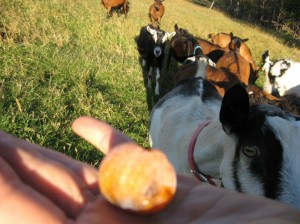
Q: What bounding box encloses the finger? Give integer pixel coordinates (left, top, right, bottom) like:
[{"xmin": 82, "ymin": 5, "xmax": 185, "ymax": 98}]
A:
[
  {"xmin": 0, "ymin": 131, "xmax": 95, "ymax": 218},
  {"xmin": 72, "ymin": 116, "xmax": 139, "ymax": 155},
  {"xmin": 0, "ymin": 157, "xmax": 69, "ymax": 224},
  {"xmin": 0, "ymin": 130, "xmax": 99, "ymax": 194},
  {"xmin": 38, "ymin": 148, "xmax": 99, "ymax": 194}
]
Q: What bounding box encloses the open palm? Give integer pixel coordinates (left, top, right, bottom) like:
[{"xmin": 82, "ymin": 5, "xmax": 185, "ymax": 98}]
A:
[{"xmin": 0, "ymin": 116, "xmax": 299, "ymax": 224}]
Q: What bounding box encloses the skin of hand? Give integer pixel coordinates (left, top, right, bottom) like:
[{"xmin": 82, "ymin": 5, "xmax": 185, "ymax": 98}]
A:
[{"xmin": 0, "ymin": 116, "xmax": 299, "ymax": 224}]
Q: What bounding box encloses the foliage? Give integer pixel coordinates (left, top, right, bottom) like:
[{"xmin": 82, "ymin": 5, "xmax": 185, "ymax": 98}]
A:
[{"xmin": 193, "ymin": 0, "xmax": 300, "ymax": 44}]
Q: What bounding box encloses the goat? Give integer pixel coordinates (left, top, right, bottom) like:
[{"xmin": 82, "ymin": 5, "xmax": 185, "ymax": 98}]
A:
[
  {"xmin": 216, "ymin": 38, "xmax": 256, "ymax": 85},
  {"xmin": 209, "ymin": 32, "xmax": 258, "ymax": 75},
  {"xmin": 262, "ymin": 50, "xmax": 300, "ymax": 97},
  {"xmin": 208, "ymin": 32, "xmax": 233, "ymax": 48},
  {"xmin": 247, "ymin": 84, "xmax": 300, "ymax": 115},
  {"xmin": 176, "ymin": 63, "xmax": 300, "ymax": 114},
  {"xmin": 175, "ymin": 58, "xmax": 300, "ymax": 113},
  {"xmin": 102, "ymin": 0, "xmax": 128, "ymax": 17},
  {"xmin": 137, "ymin": 25, "xmax": 175, "ymax": 95},
  {"xmin": 149, "ymin": 58, "xmax": 300, "ymax": 209},
  {"xmin": 174, "ymin": 39, "xmax": 255, "ymax": 96},
  {"xmin": 197, "ymin": 38, "xmax": 225, "ymax": 63},
  {"xmin": 149, "ymin": 0, "xmax": 165, "ymax": 26},
  {"xmin": 174, "ymin": 57, "xmax": 243, "ymax": 96},
  {"xmin": 167, "ymin": 24, "xmax": 203, "ymax": 67}
]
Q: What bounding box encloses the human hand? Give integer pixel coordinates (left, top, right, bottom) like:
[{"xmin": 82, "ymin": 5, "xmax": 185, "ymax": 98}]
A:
[{"xmin": 0, "ymin": 116, "xmax": 299, "ymax": 224}]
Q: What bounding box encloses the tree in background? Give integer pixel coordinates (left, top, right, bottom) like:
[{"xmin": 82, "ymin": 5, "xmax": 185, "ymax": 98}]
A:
[
  {"xmin": 226, "ymin": 0, "xmax": 299, "ymax": 38},
  {"xmin": 192, "ymin": 0, "xmax": 299, "ymax": 39}
]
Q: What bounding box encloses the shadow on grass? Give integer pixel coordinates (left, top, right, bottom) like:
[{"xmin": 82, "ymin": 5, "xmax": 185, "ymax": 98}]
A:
[
  {"xmin": 139, "ymin": 52, "xmax": 179, "ymax": 112},
  {"xmin": 134, "ymin": 36, "xmax": 179, "ymax": 113},
  {"xmin": 258, "ymin": 26, "xmax": 300, "ymax": 49}
]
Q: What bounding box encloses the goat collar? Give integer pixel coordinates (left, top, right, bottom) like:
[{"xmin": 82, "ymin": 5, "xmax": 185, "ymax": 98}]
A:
[
  {"xmin": 193, "ymin": 45, "xmax": 202, "ymax": 56},
  {"xmin": 188, "ymin": 120, "xmax": 217, "ymax": 186}
]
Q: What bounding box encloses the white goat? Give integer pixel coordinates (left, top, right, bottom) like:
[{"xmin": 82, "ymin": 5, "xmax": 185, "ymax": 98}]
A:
[
  {"xmin": 149, "ymin": 57, "xmax": 300, "ymax": 209},
  {"xmin": 262, "ymin": 50, "xmax": 300, "ymax": 97}
]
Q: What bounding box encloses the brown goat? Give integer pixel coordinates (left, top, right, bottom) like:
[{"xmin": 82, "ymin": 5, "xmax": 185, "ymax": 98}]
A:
[
  {"xmin": 247, "ymin": 85, "xmax": 300, "ymax": 115},
  {"xmin": 176, "ymin": 40, "xmax": 254, "ymax": 95},
  {"xmin": 228, "ymin": 36, "xmax": 256, "ymax": 70},
  {"xmin": 209, "ymin": 32, "xmax": 258, "ymax": 75},
  {"xmin": 173, "ymin": 60, "xmax": 197, "ymax": 85},
  {"xmin": 216, "ymin": 39, "xmax": 255, "ymax": 85},
  {"xmin": 149, "ymin": 0, "xmax": 165, "ymax": 26},
  {"xmin": 167, "ymin": 24, "xmax": 203, "ymax": 67},
  {"xmin": 197, "ymin": 38, "xmax": 225, "ymax": 63},
  {"xmin": 102, "ymin": 0, "xmax": 128, "ymax": 17},
  {"xmin": 174, "ymin": 39, "xmax": 254, "ymax": 95},
  {"xmin": 208, "ymin": 32, "xmax": 232, "ymax": 48},
  {"xmin": 175, "ymin": 59, "xmax": 300, "ymax": 114},
  {"xmin": 174, "ymin": 57, "xmax": 244, "ymax": 96}
]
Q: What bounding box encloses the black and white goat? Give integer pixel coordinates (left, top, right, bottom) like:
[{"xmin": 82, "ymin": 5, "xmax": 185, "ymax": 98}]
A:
[
  {"xmin": 149, "ymin": 58, "xmax": 300, "ymax": 209},
  {"xmin": 137, "ymin": 25, "xmax": 175, "ymax": 95},
  {"xmin": 262, "ymin": 50, "xmax": 300, "ymax": 97}
]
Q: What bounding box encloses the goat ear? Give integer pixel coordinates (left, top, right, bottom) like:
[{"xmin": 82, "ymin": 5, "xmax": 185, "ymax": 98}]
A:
[
  {"xmin": 147, "ymin": 26, "xmax": 156, "ymax": 35},
  {"xmin": 262, "ymin": 50, "xmax": 272, "ymax": 64},
  {"xmin": 281, "ymin": 61, "xmax": 291, "ymax": 70},
  {"xmin": 263, "ymin": 50, "xmax": 269, "ymax": 57},
  {"xmin": 167, "ymin": 31, "xmax": 176, "ymax": 39},
  {"xmin": 174, "ymin": 24, "xmax": 178, "ymax": 31},
  {"xmin": 219, "ymin": 84, "xmax": 250, "ymax": 134},
  {"xmin": 242, "ymin": 38, "xmax": 249, "ymax": 42}
]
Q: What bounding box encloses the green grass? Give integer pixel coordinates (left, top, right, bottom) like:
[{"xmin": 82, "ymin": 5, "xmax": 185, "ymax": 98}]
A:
[{"xmin": 1, "ymin": 0, "xmax": 300, "ymax": 166}]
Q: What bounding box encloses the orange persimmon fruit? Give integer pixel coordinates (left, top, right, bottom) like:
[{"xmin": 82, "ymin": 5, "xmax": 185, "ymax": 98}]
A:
[{"xmin": 98, "ymin": 146, "xmax": 177, "ymax": 214}]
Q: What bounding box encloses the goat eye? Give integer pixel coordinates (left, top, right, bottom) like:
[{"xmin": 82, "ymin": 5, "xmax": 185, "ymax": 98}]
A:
[{"xmin": 242, "ymin": 145, "xmax": 260, "ymax": 157}]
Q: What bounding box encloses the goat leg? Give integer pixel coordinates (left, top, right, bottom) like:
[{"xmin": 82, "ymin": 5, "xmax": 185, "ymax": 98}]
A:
[
  {"xmin": 148, "ymin": 66, "xmax": 152, "ymax": 89},
  {"xmin": 155, "ymin": 68, "xmax": 160, "ymax": 95},
  {"xmin": 107, "ymin": 6, "xmax": 112, "ymax": 17},
  {"xmin": 123, "ymin": 1, "xmax": 127, "ymax": 17},
  {"xmin": 142, "ymin": 59, "xmax": 146, "ymax": 68}
]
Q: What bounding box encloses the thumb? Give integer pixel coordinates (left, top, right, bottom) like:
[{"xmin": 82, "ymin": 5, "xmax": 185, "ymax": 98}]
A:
[{"xmin": 72, "ymin": 116, "xmax": 137, "ymax": 155}]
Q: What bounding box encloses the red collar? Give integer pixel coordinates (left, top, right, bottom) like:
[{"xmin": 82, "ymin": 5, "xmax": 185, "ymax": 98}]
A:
[{"xmin": 188, "ymin": 120, "xmax": 217, "ymax": 186}]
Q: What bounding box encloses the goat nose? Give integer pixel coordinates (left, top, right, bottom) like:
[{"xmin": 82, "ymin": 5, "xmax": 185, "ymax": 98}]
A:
[{"xmin": 154, "ymin": 48, "xmax": 161, "ymax": 57}]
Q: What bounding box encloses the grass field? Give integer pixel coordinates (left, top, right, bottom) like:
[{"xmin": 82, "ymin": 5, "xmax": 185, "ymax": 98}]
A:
[{"xmin": 1, "ymin": 0, "xmax": 300, "ymax": 166}]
